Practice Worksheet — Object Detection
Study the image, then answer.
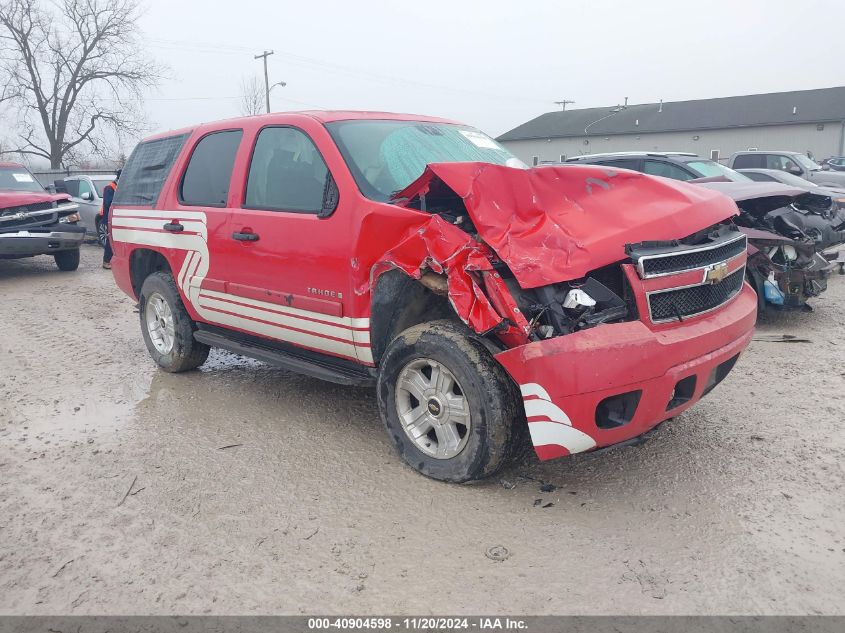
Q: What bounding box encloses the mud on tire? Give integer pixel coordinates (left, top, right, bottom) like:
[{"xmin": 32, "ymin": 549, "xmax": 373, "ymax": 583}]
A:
[
  {"xmin": 377, "ymin": 319, "xmax": 524, "ymax": 483},
  {"xmin": 139, "ymin": 271, "xmax": 210, "ymax": 372}
]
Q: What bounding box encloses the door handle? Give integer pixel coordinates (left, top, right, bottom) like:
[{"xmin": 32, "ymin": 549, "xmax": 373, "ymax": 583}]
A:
[
  {"xmin": 163, "ymin": 222, "xmax": 184, "ymax": 232},
  {"xmin": 232, "ymin": 231, "xmax": 259, "ymax": 242}
]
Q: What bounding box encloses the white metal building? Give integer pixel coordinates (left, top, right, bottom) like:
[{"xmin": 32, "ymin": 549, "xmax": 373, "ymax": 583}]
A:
[{"xmin": 497, "ymin": 87, "xmax": 845, "ymax": 165}]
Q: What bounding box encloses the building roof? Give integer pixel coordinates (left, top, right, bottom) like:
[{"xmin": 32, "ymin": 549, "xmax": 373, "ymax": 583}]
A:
[{"xmin": 497, "ymin": 86, "xmax": 845, "ymax": 142}]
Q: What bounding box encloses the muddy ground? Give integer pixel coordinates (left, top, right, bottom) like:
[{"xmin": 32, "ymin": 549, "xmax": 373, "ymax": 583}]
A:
[{"xmin": 0, "ymin": 244, "xmax": 843, "ymax": 615}]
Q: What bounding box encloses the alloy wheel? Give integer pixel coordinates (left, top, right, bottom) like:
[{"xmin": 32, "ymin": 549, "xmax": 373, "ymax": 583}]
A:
[
  {"xmin": 395, "ymin": 357, "xmax": 472, "ymax": 459},
  {"xmin": 145, "ymin": 292, "xmax": 176, "ymax": 355}
]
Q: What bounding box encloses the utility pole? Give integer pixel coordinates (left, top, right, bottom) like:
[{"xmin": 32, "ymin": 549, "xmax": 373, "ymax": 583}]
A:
[
  {"xmin": 554, "ymin": 100, "xmax": 575, "ymax": 111},
  {"xmin": 255, "ymin": 50, "xmax": 274, "ymax": 113}
]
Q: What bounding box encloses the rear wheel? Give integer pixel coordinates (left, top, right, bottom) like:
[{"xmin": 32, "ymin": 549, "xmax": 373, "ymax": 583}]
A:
[
  {"xmin": 95, "ymin": 217, "xmax": 108, "ymax": 247},
  {"xmin": 139, "ymin": 271, "xmax": 210, "ymax": 372},
  {"xmin": 54, "ymin": 249, "xmax": 80, "ymax": 271},
  {"xmin": 377, "ymin": 320, "xmax": 522, "ymax": 482}
]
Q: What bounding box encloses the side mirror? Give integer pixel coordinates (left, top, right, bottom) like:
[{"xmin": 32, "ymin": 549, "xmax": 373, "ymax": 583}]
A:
[{"xmin": 81, "ymin": 191, "xmax": 94, "ymax": 201}]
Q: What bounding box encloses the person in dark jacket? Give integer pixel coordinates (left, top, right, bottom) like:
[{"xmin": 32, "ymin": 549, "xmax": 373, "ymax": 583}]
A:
[{"xmin": 100, "ymin": 169, "xmax": 120, "ymax": 269}]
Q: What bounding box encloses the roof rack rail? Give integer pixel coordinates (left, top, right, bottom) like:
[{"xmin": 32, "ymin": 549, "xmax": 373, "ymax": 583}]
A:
[{"xmin": 566, "ymin": 151, "xmax": 698, "ymax": 161}]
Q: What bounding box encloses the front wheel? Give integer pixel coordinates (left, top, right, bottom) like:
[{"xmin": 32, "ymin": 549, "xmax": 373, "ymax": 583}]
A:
[
  {"xmin": 95, "ymin": 217, "xmax": 108, "ymax": 248},
  {"xmin": 54, "ymin": 249, "xmax": 80, "ymax": 271},
  {"xmin": 376, "ymin": 320, "xmax": 523, "ymax": 482},
  {"xmin": 139, "ymin": 271, "xmax": 210, "ymax": 372}
]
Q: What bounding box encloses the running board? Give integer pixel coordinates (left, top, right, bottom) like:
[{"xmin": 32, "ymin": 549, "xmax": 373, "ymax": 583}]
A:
[{"xmin": 193, "ymin": 330, "xmax": 375, "ymax": 387}]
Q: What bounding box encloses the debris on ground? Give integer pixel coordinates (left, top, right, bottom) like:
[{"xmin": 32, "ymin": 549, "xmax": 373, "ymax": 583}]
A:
[
  {"xmin": 117, "ymin": 475, "xmax": 138, "ymax": 507},
  {"xmin": 485, "ymin": 546, "xmax": 510, "ymax": 562},
  {"xmin": 752, "ymin": 334, "xmax": 811, "ymax": 343}
]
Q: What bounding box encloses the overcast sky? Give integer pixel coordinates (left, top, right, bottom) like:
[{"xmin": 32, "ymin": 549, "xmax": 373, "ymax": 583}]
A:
[{"xmin": 136, "ymin": 0, "xmax": 845, "ymax": 139}]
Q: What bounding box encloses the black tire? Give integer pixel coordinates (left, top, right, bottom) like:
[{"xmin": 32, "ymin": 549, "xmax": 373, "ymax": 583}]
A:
[
  {"xmin": 95, "ymin": 217, "xmax": 108, "ymax": 248},
  {"xmin": 377, "ymin": 319, "xmax": 523, "ymax": 483},
  {"xmin": 54, "ymin": 249, "xmax": 80, "ymax": 271},
  {"xmin": 139, "ymin": 271, "xmax": 210, "ymax": 372}
]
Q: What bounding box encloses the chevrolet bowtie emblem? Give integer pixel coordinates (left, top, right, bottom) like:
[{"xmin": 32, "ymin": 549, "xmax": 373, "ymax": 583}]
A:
[{"xmin": 704, "ymin": 262, "xmax": 729, "ymax": 284}]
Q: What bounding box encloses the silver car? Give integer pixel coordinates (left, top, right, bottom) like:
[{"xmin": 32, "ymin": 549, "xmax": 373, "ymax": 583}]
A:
[{"xmin": 62, "ymin": 175, "xmax": 116, "ymax": 247}]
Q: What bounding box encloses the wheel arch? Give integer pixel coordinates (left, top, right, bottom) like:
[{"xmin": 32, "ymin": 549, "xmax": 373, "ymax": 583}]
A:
[
  {"xmin": 130, "ymin": 248, "xmax": 172, "ymax": 300},
  {"xmin": 369, "ymin": 269, "xmax": 457, "ymax": 366}
]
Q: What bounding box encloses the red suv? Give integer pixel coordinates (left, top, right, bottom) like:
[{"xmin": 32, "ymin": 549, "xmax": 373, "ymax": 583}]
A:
[
  {"xmin": 110, "ymin": 112, "xmax": 757, "ymax": 482},
  {"xmin": 0, "ymin": 162, "xmax": 84, "ymax": 270}
]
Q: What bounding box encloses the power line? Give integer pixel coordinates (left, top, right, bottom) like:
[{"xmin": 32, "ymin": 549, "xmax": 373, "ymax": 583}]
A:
[{"xmin": 146, "ymin": 38, "xmax": 551, "ymax": 106}]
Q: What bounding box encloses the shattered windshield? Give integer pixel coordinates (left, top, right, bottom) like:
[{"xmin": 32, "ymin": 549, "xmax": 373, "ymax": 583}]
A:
[
  {"xmin": 326, "ymin": 120, "xmax": 525, "ymax": 201},
  {"xmin": 0, "ymin": 167, "xmax": 45, "ymax": 192}
]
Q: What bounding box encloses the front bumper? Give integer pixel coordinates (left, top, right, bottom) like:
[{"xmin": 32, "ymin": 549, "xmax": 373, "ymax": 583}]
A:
[
  {"xmin": 495, "ymin": 283, "xmax": 758, "ymax": 460},
  {"xmin": 0, "ymin": 225, "xmax": 86, "ymax": 257}
]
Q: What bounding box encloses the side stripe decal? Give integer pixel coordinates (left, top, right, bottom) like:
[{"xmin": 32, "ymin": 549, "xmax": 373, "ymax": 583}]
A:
[{"xmin": 113, "ymin": 208, "xmax": 373, "ymax": 363}]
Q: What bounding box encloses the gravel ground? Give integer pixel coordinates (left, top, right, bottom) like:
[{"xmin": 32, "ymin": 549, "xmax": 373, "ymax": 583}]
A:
[{"xmin": 0, "ymin": 244, "xmax": 843, "ymax": 615}]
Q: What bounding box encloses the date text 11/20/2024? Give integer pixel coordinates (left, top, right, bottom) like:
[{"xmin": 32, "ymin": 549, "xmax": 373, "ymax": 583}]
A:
[{"xmin": 307, "ymin": 617, "xmax": 528, "ymax": 630}]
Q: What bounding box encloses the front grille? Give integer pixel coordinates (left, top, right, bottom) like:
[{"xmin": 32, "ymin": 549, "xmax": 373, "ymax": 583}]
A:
[
  {"xmin": 640, "ymin": 234, "xmax": 746, "ymax": 277},
  {"xmin": 0, "ymin": 202, "xmax": 60, "ymax": 230},
  {"xmin": 0, "ymin": 211, "xmax": 58, "ymax": 230},
  {"xmin": 648, "ymin": 267, "xmax": 745, "ymax": 323},
  {"xmin": 0, "ymin": 201, "xmax": 53, "ymax": 215}
]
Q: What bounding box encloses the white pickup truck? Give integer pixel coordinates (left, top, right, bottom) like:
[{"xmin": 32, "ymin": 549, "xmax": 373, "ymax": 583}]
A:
[
  {"xmin": 57, "ymin": 174, "xmax": 116, "ymax": 247},
  {"xmin": 728, "ymin": 151, "xmax": 845, "ymax": 188}
]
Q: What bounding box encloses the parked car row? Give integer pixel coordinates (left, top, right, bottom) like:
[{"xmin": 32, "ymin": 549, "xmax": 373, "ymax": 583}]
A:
[
  {"xmin": 564, "ymin": 151, "xmax": 845, "ymax": 312},
  {"xmin": 729, "ymin": 150, "xmax": 845, "ymax": 188}
]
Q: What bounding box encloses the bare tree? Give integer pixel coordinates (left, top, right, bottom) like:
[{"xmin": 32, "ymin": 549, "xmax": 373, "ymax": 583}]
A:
[
  {"xmin": 239, "ymin": 75, "xmax": 264, "ymax": 117},
  {"xmin": 0, "ymin": 0, "xmax": 162, "ymax": 168}
]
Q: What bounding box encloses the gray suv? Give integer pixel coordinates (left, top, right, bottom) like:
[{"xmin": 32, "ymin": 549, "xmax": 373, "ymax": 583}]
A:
[{"xmin": 728, "ymin": 151, "xmax": 845, "ymax": 188}]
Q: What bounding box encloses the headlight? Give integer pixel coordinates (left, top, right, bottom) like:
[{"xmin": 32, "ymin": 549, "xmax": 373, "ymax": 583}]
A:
[{"xmin": 59, "ymin": 213, "xmax": 80, "ymax": 224}]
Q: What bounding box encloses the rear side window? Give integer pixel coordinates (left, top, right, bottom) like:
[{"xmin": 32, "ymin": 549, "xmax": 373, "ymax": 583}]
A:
[
  {"xmin": 744, "ymin": 172, "xmax": 776, "ymax": 182},
  {"xmin": 244, "ymin": 127, "xmax": 330, "ymax": 213},
  {"xmin": 114, "ymin": 134, "xmax": 189, "ymax": 206},
  {"xmin": 643, "ymin": 160, "xmax": 694, "ymax": 181},
  {"xmin": 598, "ymin": 158, "xmax": 640, "ymax": 171},
  {"xmin": 732, "ymin": 154, "xmax": 764, "ymax": 169},
  {"xmin": 180, "ymin": 130, "xmax": 243, "ymax": 207}
]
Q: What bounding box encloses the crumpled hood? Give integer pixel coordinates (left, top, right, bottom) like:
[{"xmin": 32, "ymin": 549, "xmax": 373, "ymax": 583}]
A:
[
  {"xmin": 392, "ymin": 162, "xmax": 738, "ymax": 288},
  {"xmin": 0, "ymin": 189, "xmax": 70, "ymax": 210}
]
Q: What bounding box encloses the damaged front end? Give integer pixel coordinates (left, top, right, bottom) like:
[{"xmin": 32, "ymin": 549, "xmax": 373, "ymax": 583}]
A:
[
  {"xmin": 369, "ymin": 163, "xmax": 756, "ymax": 459},
  {"xmin": 697, "ymin": 181, "xmax": 836, "ymax": 311}
]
